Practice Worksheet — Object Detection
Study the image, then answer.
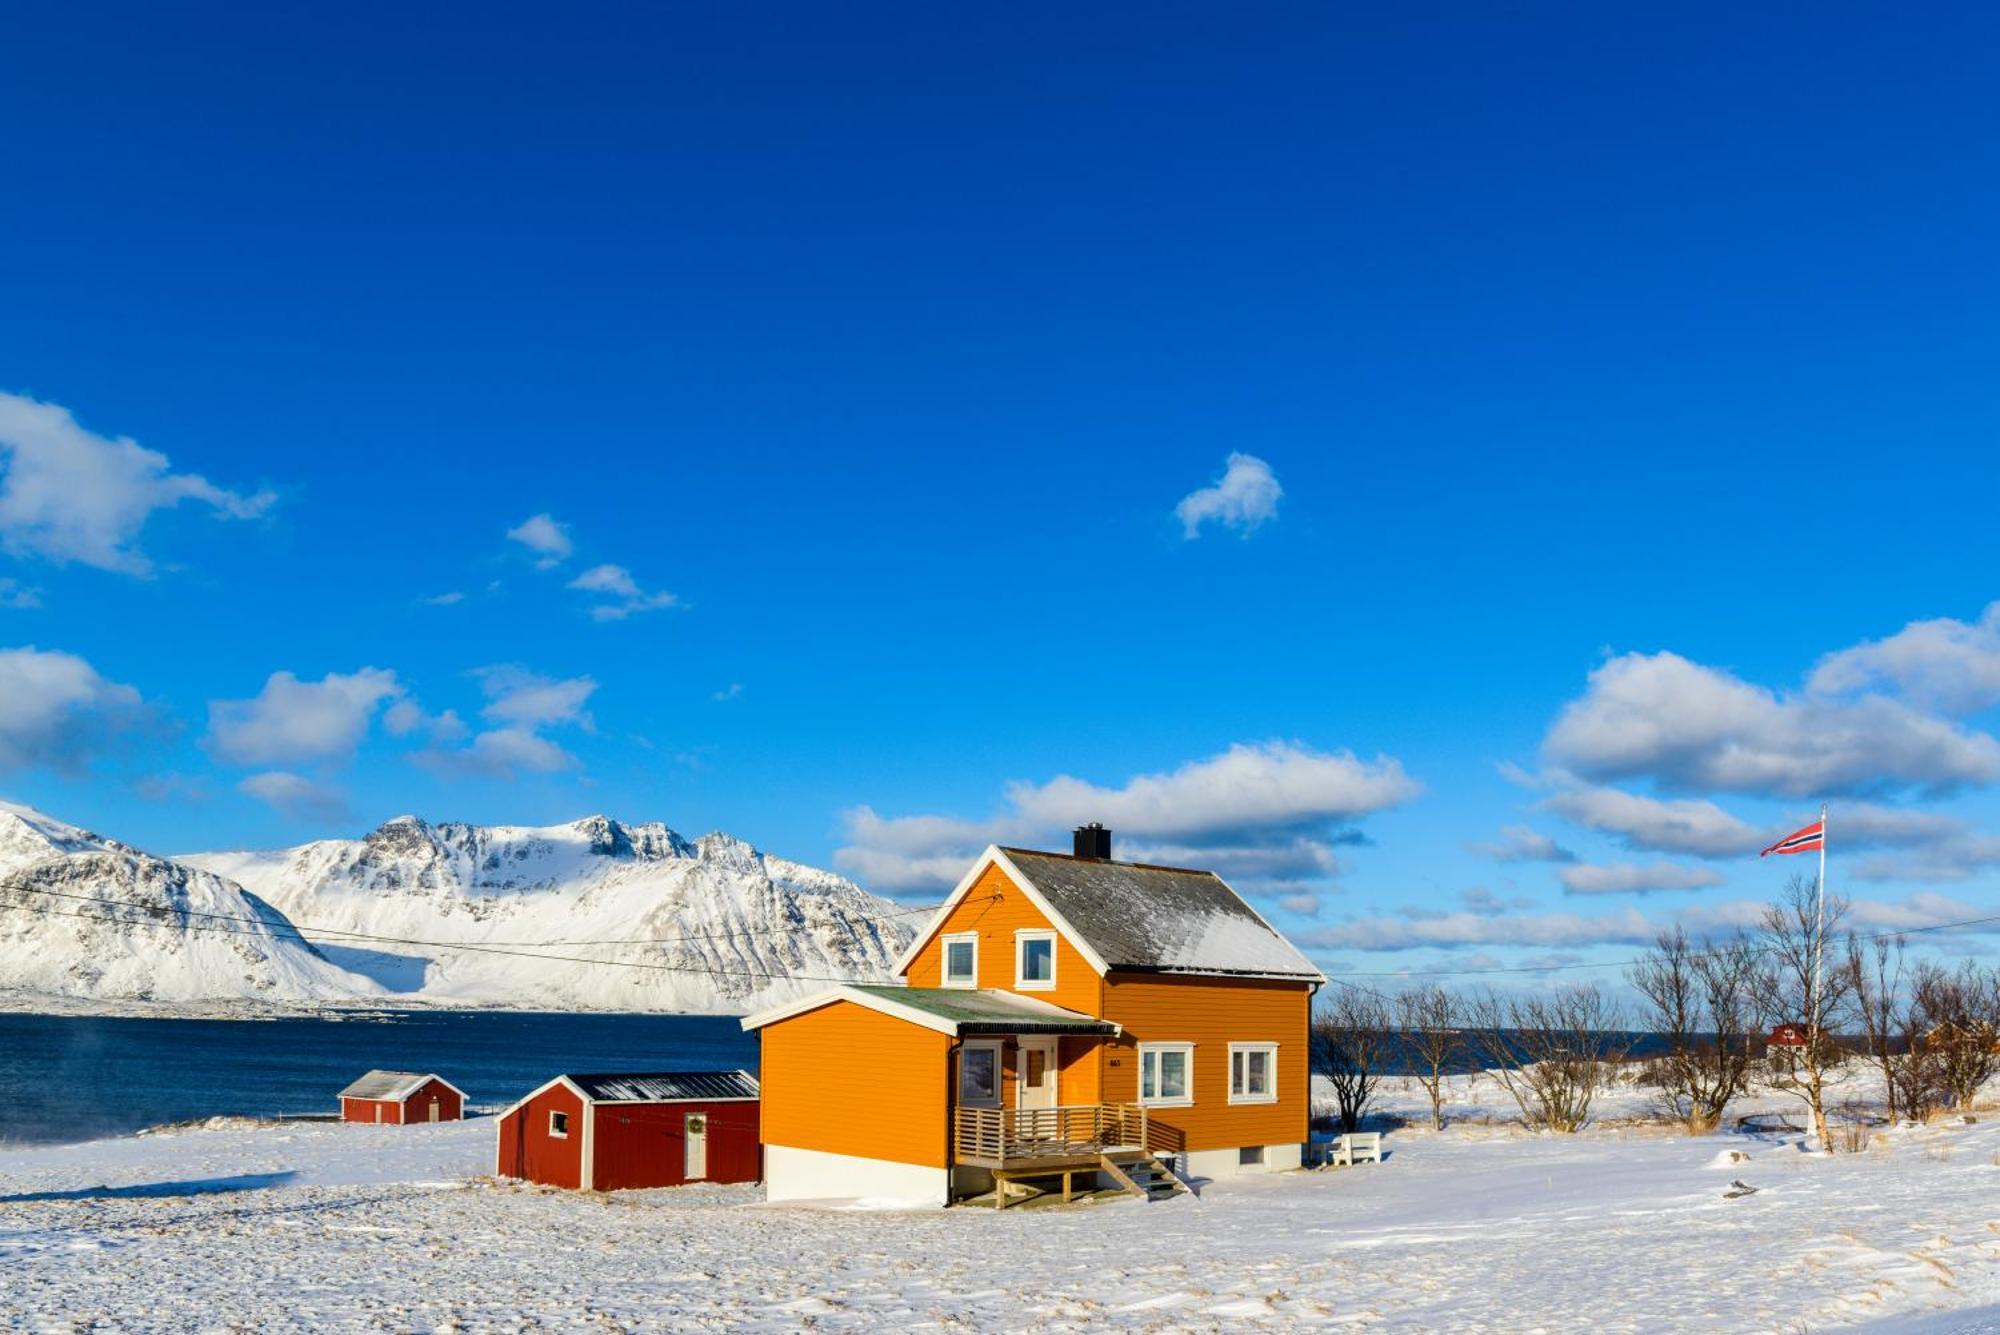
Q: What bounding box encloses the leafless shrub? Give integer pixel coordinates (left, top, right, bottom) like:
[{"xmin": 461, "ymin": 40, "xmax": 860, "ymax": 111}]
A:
[
  {"xmin": 1464, "ymin": 983, "xmax": 1632, "ymax": 1133},
  {"xmin": 1910, "ymin": 961, "xmax": 2000, "ymax": 1112},
  {"xmin": 1845, "ymin": 933, "xmax": 1906, "ymax": 1120},
  {"xmin": 1312, "ymin": 987, "xmax": 1393, "ymax": 1133},
  {"xmin": 1628, "ymin": 926, "xmax": 1758, "ymax": 1135},
  {"xmin": 1392, "ymin": 984, "xmax": 1462, "ymax": 1131}
]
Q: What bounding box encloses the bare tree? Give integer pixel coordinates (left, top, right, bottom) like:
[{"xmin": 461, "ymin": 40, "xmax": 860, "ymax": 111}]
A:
[
  {"xmin": 1313, "ymin": 987, "xmax": 1393, "ymax": 1133},
  {"xmin": 1911, "ymin": 961, "xmax": 2000, "ymax": 1112},
  {"xmin": 1465, "ymin": 983, "xmax": 1632, "ymax": 1133},
  {"xmin": 1844, "ymin": 932, "xmax": 1906, "ymax": 1121},
  {"xmin": 1628, "ymin": 927, "xmax": 1758, "ymax": 1133},
  {"xmin": 1754, "ymin": 873, "xmax": 1854, "ymax": 1150},
  {"xmin": 1394, "ymin": 984, "xmax": 1463, "ymax": 1131}
]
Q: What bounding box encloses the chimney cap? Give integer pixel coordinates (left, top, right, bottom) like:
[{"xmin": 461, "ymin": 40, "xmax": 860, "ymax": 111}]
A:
[{"xmin": 1072, "ymin": 823, "xmax": 1112, "ymax": 861}]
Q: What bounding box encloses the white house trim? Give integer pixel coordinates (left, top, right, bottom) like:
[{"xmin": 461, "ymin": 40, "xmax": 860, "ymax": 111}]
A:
[
  {"xmin": 888, "ymin": 846, "xmax": 1115, "ymax": 980},
  {"xmin": 494, "ymin": 1074, "xmax": 595, "ymax": 1121}
]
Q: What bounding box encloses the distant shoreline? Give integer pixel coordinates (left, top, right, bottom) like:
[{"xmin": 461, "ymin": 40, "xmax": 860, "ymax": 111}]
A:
[{"xmin": 0, "ymin": 990, "xmax": 758, "ymax": 1023}]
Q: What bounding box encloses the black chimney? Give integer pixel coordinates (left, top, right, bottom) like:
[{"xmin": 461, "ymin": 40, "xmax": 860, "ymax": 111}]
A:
[{"xmin": 1073, "ymin": 823, "xmax": 1112, "ymax": 860}]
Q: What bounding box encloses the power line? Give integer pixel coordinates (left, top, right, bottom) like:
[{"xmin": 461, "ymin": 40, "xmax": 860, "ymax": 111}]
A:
[{"xmin": 1323, "ymin": 912, "xmax": 2000, "ymax": 986}]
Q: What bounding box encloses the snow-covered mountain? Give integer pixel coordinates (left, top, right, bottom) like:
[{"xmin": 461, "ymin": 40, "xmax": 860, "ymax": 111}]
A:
[
  {"xmin": 178, "ymin": 813, "xmax": 914, "ymax": 1012},
  {"xmin": 0, "ymin": 801, "xmax": 379, "ymax": 1003}
]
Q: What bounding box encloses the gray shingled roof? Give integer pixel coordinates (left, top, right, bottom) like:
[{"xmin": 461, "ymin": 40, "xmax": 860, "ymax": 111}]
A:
[
  {"xmin": 565, "ymin": 1071, "xmax": 760, "ymax": 1102},
  {"xmin": 338, "ymin": 1070, "xmax": 439, "ymax": 1101},
  {"xmin": 846, "ymin": 985, "xmax": 1119, "ymax": 1034},
  {"xmin": 998, "ymin": 848, "xmax": 1323, "ymax": 980}
]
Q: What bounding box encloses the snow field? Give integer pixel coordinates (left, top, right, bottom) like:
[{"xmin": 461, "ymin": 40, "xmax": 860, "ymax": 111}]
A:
[{"xmin": 4, "ymin": 1095, "xmax": 2000, "ymax": 1332}]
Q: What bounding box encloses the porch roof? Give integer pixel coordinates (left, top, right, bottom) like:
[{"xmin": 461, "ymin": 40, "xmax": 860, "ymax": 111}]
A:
[{"xmin": 741, "ymin": 984, "xmax": 1120, "ymax": 1037}]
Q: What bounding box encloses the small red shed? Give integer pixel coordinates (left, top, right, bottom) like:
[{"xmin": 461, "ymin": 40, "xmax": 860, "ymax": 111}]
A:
[
  {"xmin": 338, "ymin": 1070, "xmax": 467, "ymax": 1124},
  {"xmin": 495, "ymin": 1070, "xmax": 760, "ymax": 1191},
  {"xmin": 1767, "ymin": 1023, "xmax": 1811, "ymax": 1049}
]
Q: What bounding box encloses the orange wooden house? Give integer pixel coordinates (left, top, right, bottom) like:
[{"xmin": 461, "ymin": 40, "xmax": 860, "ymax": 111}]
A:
[{"xmin": 742, "ymin": 825, "xmax": 1324, "ymax": 1206}]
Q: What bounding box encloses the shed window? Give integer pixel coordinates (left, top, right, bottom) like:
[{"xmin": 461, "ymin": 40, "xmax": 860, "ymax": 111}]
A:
[
  {"xmin": 1138, "ymin": 1043, "xmax": 1193, "ymax": 1107},
  {"xmin": 1229, "ymin": 1043, "xmax": 1278, "ymax": 1104},
  {"xmin": 548, "ymin": 1110, "xmax": 570, "ymax": 1138},
  {"xmin": 942, "ymin": 933, "xmax": 978, "ymax": 988},
  {"xmin": 1015, "ymin": 931, "xmax": 1055, "ymax": 990}
]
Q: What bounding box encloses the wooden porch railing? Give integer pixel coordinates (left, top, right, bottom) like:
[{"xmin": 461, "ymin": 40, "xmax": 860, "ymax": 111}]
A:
[{"xmin": 953, "ymin": 1103, "xmax": 1150, "ymax": 1166}]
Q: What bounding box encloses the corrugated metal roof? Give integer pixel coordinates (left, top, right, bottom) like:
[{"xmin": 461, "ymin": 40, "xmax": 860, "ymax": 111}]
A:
[
  {"xmin": 846, "ymin": 985, "xmax": 1119, "ymax": 1034},
  {"xmin": 565, "ymin": 1070, "xmax": 760, "ymax": 1103},
  {"xmin": 997, "ymin": 848, "xmax": 1322, "ymax": 980},
  {"xmin": 338, "ymin": 1070, "xmax": 436, "ymax": 1101}
]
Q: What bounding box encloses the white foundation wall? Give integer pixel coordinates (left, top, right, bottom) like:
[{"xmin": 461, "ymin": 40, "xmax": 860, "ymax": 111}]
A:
[
  {"xmin": 1185, "ymin": 1142, "xmax": 1303, "ymax": 1179},
  {"xmin": 763, "ymin": 1144, "xmax": 951, "ymax": 1207}
]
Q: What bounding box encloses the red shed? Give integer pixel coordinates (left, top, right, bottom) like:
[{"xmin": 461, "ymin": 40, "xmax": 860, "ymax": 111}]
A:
[
  {"xmin": 495, "ymin": 1070, "xmax": 760, "ymax": 1191},
  {"xmin": 338, "ymin": 1070, "xmax": 467, "ymax": 1124},
  {"xmin": 1767, "ymin": 1023, "xmax": 1811, "ymax": 1049}
]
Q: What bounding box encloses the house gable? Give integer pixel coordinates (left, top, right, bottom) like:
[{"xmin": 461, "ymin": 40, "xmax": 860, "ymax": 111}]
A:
[{"xmin": 896, "ymin": 855, "xmax": 1105, "ymax": 1014}]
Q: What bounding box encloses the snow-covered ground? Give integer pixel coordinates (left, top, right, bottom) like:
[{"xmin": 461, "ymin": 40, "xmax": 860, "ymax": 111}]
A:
[{"xmin": 5, "ymin": 1074, "xmax": 2000, "ymax": 1331}]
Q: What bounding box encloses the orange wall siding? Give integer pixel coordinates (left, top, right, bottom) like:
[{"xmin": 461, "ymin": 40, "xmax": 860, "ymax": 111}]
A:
[
  {"xmin": 760, "ymin": 1000, "xmax": 953, "ymax": 1168},
  {"xmin": 1098, "ymin": 974, "xmax": 1313, "ymax": 1152},
  {"xmin": 902, "ymin": 862, "xmax": 1104, "ymax": 1014}
]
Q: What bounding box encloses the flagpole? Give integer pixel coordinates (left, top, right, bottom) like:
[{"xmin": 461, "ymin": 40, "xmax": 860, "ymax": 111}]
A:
[{"xmin": 1812, "ymin": 801, "xmax": 1827, "ymax": 1043}]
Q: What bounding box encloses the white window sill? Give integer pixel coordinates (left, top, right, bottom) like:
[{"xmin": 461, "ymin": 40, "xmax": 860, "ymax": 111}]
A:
[
  {"xmin": 1013, "ymin": 979, "xmax": 1055, "ymax": 991},
  {"xmin": 940, "ymin": 978, "xmax": 977, "ymax": 990},
  {"xmin": 1140, "ymin": 1099, "xmax": 1194, "ymax": 1110},
  {"xmin": 1227, "ymin": 1094, "xmax": 1278, "ymax": 1106}
]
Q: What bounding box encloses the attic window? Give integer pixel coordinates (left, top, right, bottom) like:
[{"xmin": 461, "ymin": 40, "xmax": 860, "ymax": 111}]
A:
[
  {"xmin": 1015, "ymin": 930, "xmax": 1056, "ymax": 990},
  {"xmin": 942, "ymin": 932, "xmax": 978, "ymax": 988}
]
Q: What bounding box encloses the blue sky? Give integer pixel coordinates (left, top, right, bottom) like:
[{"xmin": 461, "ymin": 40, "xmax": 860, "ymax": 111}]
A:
[{"xmin": 4, "ymin": 4, "xmax": 2000, "ymax": 980}]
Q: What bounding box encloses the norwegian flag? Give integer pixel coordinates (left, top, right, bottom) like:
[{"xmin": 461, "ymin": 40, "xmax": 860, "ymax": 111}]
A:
[{"xmin": 1760, "ymin": 820, "xmax": 1825, "ymax": 857}]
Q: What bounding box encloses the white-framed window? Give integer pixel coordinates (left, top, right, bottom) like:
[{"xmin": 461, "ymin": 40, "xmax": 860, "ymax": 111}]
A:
[
  {"xmin": 958, "ymin": 1040, "xmax": 1002, "ymax": 1108},
  {"xmin": 548, "ymin": 1110, "xmax": 571, "ymax": 1138},
  {"xmin": 1014, "ymin": 929, "xmax": 1056, "ymax": 990},
  {"xmin": 941, "ymin": 932, "xmax": 979, "ymax": 988},
  {"xmin": 1138, "ymin": 1042, "xmax": 1194, "ymax": 1107},
  {"xmin": 1229, "ymin": 1042, "xmax": 1278, "ymax": 1104}
]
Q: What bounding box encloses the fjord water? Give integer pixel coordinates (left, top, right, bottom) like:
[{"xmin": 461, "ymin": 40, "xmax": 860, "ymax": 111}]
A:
[{"xmin": 0, "ymin": 1011, "xmax": 759, "ymax": 1146}]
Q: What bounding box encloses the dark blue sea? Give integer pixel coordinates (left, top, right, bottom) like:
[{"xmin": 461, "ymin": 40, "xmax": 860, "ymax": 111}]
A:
[{"xmin": 0, "ymin": 1011, "xmax": 759, "ymax": 1146}]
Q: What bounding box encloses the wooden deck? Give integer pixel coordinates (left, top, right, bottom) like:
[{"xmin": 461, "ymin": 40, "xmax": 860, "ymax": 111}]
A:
[{"xmin": 954, "ymin": 1104, "xmax": 1193, "ymax": 1207}]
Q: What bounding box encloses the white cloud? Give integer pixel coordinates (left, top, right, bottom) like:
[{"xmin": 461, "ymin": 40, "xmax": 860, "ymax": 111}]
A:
[
  {"xmin": 238, "ymin": 771, "xmax": 347, "ymax": 822},
  {"xmin": 834, "ymin": 740, "xmax": 1417, "ymax": 895},
  {"xmin": 567, "ymin": 564, "xmax": 679, "ymax": 621},
  {"xmin": 712, "ymin": 683, "xmax": 743, "ymax": 702},
  {"xmin": 1540, "ymin": 784, "xmax": 1766, "ymax": 858},
  {"xmin": 506, "ymin": 513, "xmax": 572, "ymax": 568},
  {"xmin": 413, "ymin": 668, "xmax": 594, "ymax": 778},
  {"xmin": 421, "ymin": 591, "xmax": 465, "ymax": 607},
  {"xmin": 0, "ymin": 391, "xmax": 272, "ymax": 576},
  {"xmin": 0, "ymin": 579, "xmax": 39, "ymax": 609},
  {"xmin": 1174, "ymin": 452, "xmax": 1281, "ymax": 539},
  {"xmin": 0, "ymin": 646, "xmax": 147, "ymax": 772},
  {"xmin": 1469, "ymin": 824, "xmax": 1576, "ymax": 863},
  {"xmin": 475, "ymin": 667, "xmax": 596, "ymax": 729},
  {"xmin": 206, "ymin": 668, "xmax": 404, "ymax": 767},
  {"xmin": 1307, "ymin": 905, "xmax": 1660, "ymax": 951},
  {"xmin": 1810, "ymin": 602, "xmax": 2000, "ymax": 714},
  {"xmin": 1543, "ymin": 650, "xmax": 2000, "ymax": 798},
  {"xmin": 1006, "ymin": 741, "xmax": 1417, "ymax": 839},
  {"xmin": 1557, "ymin": 861, "xmax": 1727, "ymax": 896}
]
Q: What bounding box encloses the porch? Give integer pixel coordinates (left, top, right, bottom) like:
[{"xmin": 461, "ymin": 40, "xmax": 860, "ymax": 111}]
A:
[{"xmin": 953, "ymin": 1103, "xmax": 1192, "ymax": 1207}]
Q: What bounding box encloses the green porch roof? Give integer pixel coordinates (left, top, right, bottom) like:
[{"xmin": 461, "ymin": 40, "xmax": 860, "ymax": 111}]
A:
[{"xmin": 844, "ymin": 985, "xmax": 1119, "ymax": 1035}]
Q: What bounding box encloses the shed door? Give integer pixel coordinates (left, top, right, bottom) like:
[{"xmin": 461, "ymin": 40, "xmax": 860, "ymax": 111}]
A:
[
  {"xmin": 427, "ymin": 1098, "xmax": 440, "ymax": 1123},
  {"xmin": 374, "ymin": 1103, "xmax": 383, "ymax": 1124},
  {"xmin": 684, "ymin": 1112, "xmax": 708, "ymax": 1180}
]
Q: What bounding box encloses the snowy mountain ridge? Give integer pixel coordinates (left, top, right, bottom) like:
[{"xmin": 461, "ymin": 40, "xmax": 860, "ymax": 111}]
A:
[{"xmin": 0, "ymin": 803, "xmax": 914, "ymax": 1013}]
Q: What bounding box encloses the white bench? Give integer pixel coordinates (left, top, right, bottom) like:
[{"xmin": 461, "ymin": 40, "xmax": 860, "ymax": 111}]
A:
[{"xmin": 1330, "ymin": 1132, "xmax": 1382, "ymax": 1167}]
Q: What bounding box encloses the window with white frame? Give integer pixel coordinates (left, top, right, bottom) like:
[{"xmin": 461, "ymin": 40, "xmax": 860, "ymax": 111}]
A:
[
  {"xmin": 941, "ymin": 932, "xmax": 978, "ymax": 988},
  {"xmin": 548, "ymin": 1110, "xmax": 570, "ymax": 1138},
  {"xmin": 1229, "ymin": 1043, "xmax": 1278, "ymax": 1104},
  {"xmin": 1138, "ymin": 1042, "xmax": 1194, "ymax": 1107},
  {"xmin": 958, "ymin": 1041, "xmax": 1001, "ymax": 1108},
  {"xmin": 1014, "ymin": 929, "xmax": 1056, "ymax": 990}
]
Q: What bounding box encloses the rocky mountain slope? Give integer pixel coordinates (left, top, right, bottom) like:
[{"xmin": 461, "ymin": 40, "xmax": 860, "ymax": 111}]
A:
[
  {"xmin": 0, "ymin": 801, "xmax": 379, "ymax": 1003},
  {"xmin": 180, "ymin": 813, "xmax": 914, "ymax": 1011}
]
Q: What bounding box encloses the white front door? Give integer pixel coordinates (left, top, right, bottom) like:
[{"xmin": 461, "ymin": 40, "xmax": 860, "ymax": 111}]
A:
[
  {"xmin": 1018, "ymin": 1037, "xmax": 1059, "ymax": 1111},
  {"xmin": 684, "ymin": 1112, "xmax": 708, "ymax": 1180}
]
